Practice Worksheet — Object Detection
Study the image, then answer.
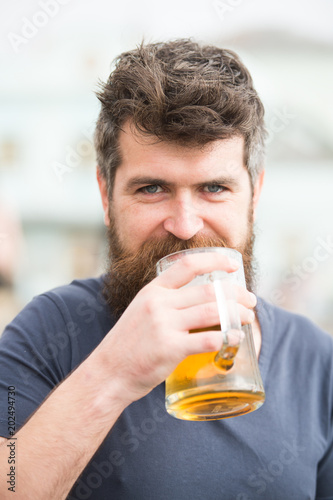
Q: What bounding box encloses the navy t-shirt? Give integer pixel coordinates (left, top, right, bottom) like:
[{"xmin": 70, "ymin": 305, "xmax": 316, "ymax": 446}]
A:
[{"xmin": 0, "ymin": 276, "xmax": 333, "ymax": 499}]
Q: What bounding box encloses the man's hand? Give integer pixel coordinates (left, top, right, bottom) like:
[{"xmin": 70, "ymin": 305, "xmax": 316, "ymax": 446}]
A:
[
  {"xmin": 0, "ymin": 252, "xmax": 257, "ymax": 500},
  {"xmin": 94, "ymin": 252, "xmax": 257, "ymax": 405}
]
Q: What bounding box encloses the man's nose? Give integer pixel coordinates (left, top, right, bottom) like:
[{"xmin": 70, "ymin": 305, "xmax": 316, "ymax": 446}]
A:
[{"xmin": 163, "ymin": 197, "xmax": 204, "ymax": 240}]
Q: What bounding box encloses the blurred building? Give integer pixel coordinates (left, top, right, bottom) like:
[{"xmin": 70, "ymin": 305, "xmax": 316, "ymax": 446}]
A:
[{"xmin": 0, "ymin": 0, "xmax": 332, "ymax": 335}]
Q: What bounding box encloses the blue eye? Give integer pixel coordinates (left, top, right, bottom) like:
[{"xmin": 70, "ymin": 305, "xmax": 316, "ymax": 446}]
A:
[
  {"xmin": 141, "ymin": 185, "xmax": 162, "ymax": 194},
  {"xmin": 204, "ymin": 185, "xmax": 225, "ymax": 193}
]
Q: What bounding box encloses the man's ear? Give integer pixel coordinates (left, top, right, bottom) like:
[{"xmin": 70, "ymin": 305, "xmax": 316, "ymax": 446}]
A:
[
  {"xmin": 96, "ymin": 168, "xmax": 110, "ymax": 226},
  {"xmin": 252, "ymin": 169, "xmax": 265, "ymax": 221}
]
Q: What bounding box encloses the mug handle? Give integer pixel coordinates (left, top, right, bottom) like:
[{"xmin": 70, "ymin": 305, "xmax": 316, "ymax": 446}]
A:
[{"xmin": 210, "ymin": 273, "xmax": 244, "ymax": 371}]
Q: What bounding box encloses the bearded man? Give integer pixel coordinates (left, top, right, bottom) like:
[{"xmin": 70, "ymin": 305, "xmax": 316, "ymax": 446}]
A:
[{"xmin": 0, "ymin": 40, "xmax": 332, "ymax": 500}]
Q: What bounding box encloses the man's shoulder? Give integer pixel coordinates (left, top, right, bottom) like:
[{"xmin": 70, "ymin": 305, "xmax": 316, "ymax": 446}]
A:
[
  {"xmin": 36, "ymin": 274, "xmax": 112, "ymax": 326},
  {"xmin": 1, "ymin": 275, "xmax": 113, "ymax": 356},
  {"xmin": 40, "ymin": 275, "xmax": 105, "ymax": 306},
  {"xmin": 3, "ymin": 275, "xmax": 111, "ymax": 336},
  {"xmin": 257, "ymin": 297, "xmax": 333, "ymax": 352}
]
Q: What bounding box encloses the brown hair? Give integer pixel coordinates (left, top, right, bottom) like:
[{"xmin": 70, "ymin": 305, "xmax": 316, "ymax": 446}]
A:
[{"xmin": 94, "ymin": 38, "xmax": 266, "ymax": 197}]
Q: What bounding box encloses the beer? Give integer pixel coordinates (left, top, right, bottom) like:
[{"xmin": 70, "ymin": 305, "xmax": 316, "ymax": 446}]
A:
[
  {"xmin": 188, "ymin": 325, "xmax": 240, "ymax": 371},
  {"xmin": 165, "ymin": 325, "xmax": 265, "ymax": 421},
  {"xmin": 165, "ymin": 388, "xmax": 265, "ymax": 421},
  {"xmin": 157, "ymin": 248, "xmax": 265, "ymax": 421}
]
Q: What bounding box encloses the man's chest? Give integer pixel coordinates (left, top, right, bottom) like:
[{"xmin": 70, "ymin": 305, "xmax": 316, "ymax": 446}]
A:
[{"xmin": 67, "ymin": 384, "xmax": 321, "ymax": 500}]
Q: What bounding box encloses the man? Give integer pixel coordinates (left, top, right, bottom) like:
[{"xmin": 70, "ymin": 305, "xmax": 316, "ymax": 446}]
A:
[{"xmin": 0, "ymin": 39, "xmax": 332, "ymax": 499}]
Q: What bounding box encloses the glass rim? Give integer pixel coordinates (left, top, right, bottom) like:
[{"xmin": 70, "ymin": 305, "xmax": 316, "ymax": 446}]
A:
[{"xmin": 156, "ymin": 247, "xmax": 242, "ymax": 271}]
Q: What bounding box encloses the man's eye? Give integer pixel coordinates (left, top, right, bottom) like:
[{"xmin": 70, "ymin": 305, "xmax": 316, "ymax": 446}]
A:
[
  {"xmin": 203, "ymin": 185, "xmax": 226, "ymax": 193},
  {"xmin": 140, "ymin": 185, "xmax": 163, "ymax": 194}
]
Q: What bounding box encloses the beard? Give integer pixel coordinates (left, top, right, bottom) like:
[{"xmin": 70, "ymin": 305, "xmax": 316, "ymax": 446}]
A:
[{"xmin": 103, "ymin": 209, "xmax": 256, "ymax": 320}]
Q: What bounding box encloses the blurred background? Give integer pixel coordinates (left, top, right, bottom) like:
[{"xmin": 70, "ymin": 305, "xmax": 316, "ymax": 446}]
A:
[{"xmin": 0, "ymin": 0, "xmax": 332, "ymax": 335}]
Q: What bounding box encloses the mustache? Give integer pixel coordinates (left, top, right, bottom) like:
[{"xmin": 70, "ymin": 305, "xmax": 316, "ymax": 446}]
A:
[
  {"xmin": 110, "ymin": 232, "xmax": 229, "ymax": 287},
  {"xmin": 103, "ymin": 229, "xmax": 255, "ymax": 320}
]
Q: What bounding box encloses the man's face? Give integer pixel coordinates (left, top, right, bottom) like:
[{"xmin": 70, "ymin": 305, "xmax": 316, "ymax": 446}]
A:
[{"xmin": 98, "ymin": 122, "xmax": 264, "ymax": 317}]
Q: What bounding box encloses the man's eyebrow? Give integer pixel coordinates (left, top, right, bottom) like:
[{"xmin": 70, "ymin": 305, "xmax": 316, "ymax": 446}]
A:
[
  {"xmin": 124, "ymin": 175, "xmax": 239, "ymax": 192},
  {"xmin": 194, "ymin": 177, "xmax": 240, "ymax": 188},
  {"xmin": 124, "ymin": 177, "xmax": 175, "ymax": 191}
]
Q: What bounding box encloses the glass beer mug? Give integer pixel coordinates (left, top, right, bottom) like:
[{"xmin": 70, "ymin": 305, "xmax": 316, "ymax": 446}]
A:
[{"xmin": 156, "ymin": 247, "xmax": 265, "ymax": 421}]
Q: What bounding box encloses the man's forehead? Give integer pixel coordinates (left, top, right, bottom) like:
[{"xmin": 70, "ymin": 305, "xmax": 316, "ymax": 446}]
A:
[
  {"xmin": 118, "ymin": 120, "xmax": 245, "ymax": 151},
  {"xmin": 119, "ymin": 121, "xmax": 244, "ymax": 158},
  {"xmin": 114, "ymin": 121, "xmax": 248, "ymax": 190}
]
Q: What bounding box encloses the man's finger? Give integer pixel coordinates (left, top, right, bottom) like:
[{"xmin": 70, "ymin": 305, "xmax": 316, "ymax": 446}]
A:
[
  {"xmin": 178, "ymin": 301, "xmax": 220, "ymax": 332},
  {"xmin": 234, "ymin": 285, "xmax": 257, "ymax": 308},
  {"xmin": 180, "ymin": 329, "xmax": 224, "ymax": 356},
  {"xmin": 170, "ymin": 283, "xmax": 216, "ymax": 310},
  {"xmin": 155, "ymin": 253, "xmax": 239, "ymax": 289}
]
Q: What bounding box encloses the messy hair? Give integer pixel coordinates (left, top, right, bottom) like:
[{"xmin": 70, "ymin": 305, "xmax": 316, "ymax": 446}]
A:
[{"xmin": 94, "ymin": 38, "xmax": 266, "ymax": 197}]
